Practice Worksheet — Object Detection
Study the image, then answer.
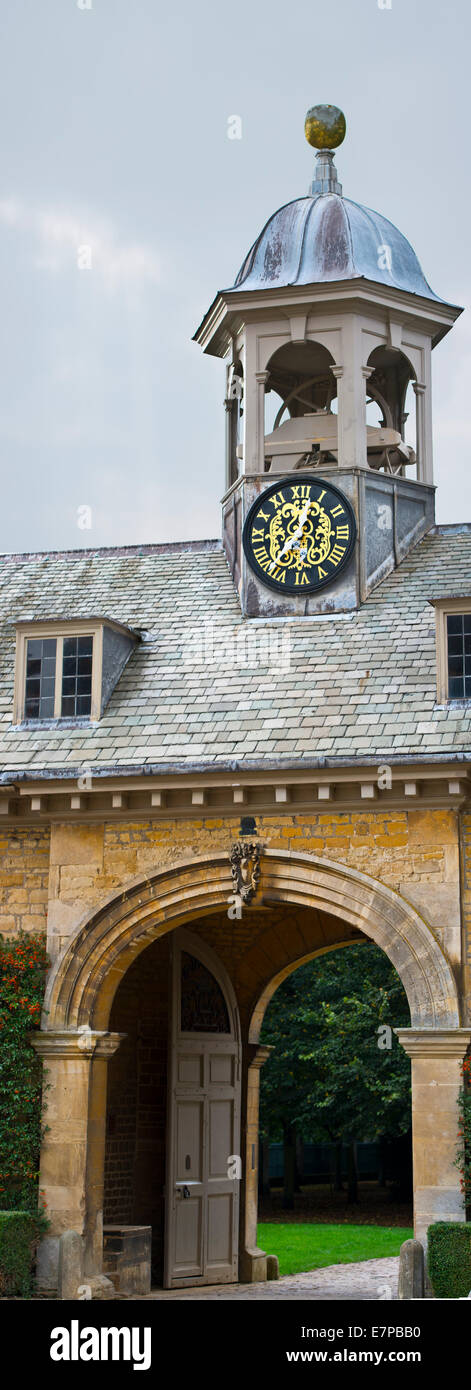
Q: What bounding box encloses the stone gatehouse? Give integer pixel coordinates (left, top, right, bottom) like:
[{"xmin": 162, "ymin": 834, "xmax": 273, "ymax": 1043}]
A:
[{"xmin": 1, "ymin": 106, "xmax": 471, "ymax": 1293}]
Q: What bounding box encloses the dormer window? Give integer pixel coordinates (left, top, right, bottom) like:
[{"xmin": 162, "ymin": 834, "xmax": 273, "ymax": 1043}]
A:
[
  {"xmin": 446, "ymin": 614, "xmax": 471, "ymax": 700},
  {"xmin": 24, "ymin": 634, "xmax": 93, "ymax": 720},
  {"xmin": 14, "ymin": 618, "xmax": 139, "ymax": 724},
  {"xmin": 430, "ymin": 598, "xmax": 471, "ymax": 703}
]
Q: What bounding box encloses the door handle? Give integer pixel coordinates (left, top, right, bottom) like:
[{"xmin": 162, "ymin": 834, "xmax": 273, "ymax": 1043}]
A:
[{"xmin": 175, "ymin": 1184, "xmax": 191, "ymax": 1199}]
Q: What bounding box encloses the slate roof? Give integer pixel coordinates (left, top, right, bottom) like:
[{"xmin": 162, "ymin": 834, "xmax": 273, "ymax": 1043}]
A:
[{"xmin": 0, "ymin": 527, "xmax": 470, "ymax": 780}]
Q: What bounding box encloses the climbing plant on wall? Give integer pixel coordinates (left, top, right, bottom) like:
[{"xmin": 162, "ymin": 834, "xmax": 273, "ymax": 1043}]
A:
[
  {"xmin": 0, "ymin": 933, "xmax": 48, "ymax": 1212},
  {"xmin": 455, "ymin": 1055, "xmax": 471, "ymax": 1219}
]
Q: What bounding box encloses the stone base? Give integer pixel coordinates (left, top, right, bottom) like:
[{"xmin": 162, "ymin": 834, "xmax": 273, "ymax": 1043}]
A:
[
  {"xmin": 239, "ymin": 1247, "xmax": 268, "ymax": 1283},
  {"xmin": 103, "ymin": 1225, "xmax": 152, "ymax": 1296}
]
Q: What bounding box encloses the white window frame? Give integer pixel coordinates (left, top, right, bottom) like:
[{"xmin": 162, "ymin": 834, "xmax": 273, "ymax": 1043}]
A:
[
  {"xmin": 14, "ymin": 620, "xmax": 103, "ymax": 724},
  {"xmin": 430, "ymin": 597, "xmax": 471, "ymax": 704}
]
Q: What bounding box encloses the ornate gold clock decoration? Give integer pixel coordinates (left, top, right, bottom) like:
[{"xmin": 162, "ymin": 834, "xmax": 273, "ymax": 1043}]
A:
[{"xmin": 242, "ymin": 476, "xmax": 356, "ymax": 595}]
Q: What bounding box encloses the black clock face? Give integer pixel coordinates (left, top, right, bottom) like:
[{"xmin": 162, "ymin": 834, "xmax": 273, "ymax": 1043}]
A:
[{"xmin": 242, "ymin": 476, "xmax": 356, "ymax": 595}]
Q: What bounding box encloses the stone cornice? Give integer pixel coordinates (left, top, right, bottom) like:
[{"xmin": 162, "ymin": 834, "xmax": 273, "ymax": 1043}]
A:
[
  {"xmin": 395, "ymin": 1028, "xmax": 471, "ymax": 1059},
  {"xmin": 193, "ymin": 278, "xmax": 461, "ymax": 357},
  {"xmin": 248, "ymin": 1045, "xmax": 273, "ymax": 1071},
  {"xmin": 0, "ymin": 761, "xmax": 468, "ymax": 824},
  {"xmin": 31, "ymin": 1029, "xmax": 125, "ymax": 1059}
]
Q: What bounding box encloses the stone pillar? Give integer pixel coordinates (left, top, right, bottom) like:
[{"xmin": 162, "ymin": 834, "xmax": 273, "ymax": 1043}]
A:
[
  {"xmin": 331, "ymin": 335, "xmax": 371, "ymax": 470},
  {"xmin": 396, "ymin": 1028, "xmax": 471, "ymax": 1248},
  {"xmin": 254, "ymin": 371, "xmax": 270, "ymax": 474},
  {"xmin": 412, "ymin": 382, "xmax": 430, "ymax": 483},
  {"xmin": 240, "ymin": 1044, "xmax": 272, "ymax": 1283},
  {"xmin": 32, "ymin": 1029, "xmax": 124, "ymax": 1292},
  {"xmin": 241, "ymin": 327, "xmax": 259, "ymax": 475}
]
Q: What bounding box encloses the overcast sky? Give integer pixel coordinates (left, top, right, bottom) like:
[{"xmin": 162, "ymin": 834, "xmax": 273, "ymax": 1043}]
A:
[{"xmin": 0, "ymin": 0, "xmax": 469, "ymax": 553}]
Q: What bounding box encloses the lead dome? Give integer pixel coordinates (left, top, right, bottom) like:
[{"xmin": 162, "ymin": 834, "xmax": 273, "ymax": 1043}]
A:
[{"xmin": 232, "ymin": 104, "xmax": 441, "ymax": 301}]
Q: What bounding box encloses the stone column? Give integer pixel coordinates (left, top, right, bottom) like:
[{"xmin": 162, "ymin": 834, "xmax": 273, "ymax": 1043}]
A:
[
  {"xmin": 412, "ymin": 382, "xmax": 431, "ymax": 483},
  {"xmin": 240, "ymin": 1044, "xmax": 272, "ymax": 1283},
  {"xmin": 396, "ymin": 1028, "xmax": 471, "ymax": 1248},
  {"xmin": 32, "ymin": 1029, "xmax": 124, "ymax": 1292},
  {"xmin": 254, "ymin": 371, "xmax": 270, "ymax": 474},
  {"xmin": 331, "ymin": 341, "xmax": 372, "ymax": 470}
]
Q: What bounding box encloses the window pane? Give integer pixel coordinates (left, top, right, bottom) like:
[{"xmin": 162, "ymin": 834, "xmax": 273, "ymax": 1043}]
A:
[
  {"xmin": 60, "ymin": 634, "xmax": 93, "ymax": 717},
  {"xmin": 448, "ymin": 657, "xmax": 463, "ymax": 677},
  {"xmin": 180, "ymin": 952, "xmax": 230, "ymax": 1033},
  {"xmin": 39, "ymin": 697, "xmax": 54, "ymax": 719},
  {"xmin": 449, "ymin": 676, "xmax": 464, "ymax": 698},
  {"xmin": 464, "ymin": 615, "xmax": 471, "ymax": 634},
  {"xmin": 447, "ymin": 615, "xmax": 462, "ymax": 635},
  {"xmin": 76, "ymin": 694, "xmax": 92, "ymax": 715},
  {"xmin": 25, "ymin": 638, "xmax": 57, "ymax": 720}
]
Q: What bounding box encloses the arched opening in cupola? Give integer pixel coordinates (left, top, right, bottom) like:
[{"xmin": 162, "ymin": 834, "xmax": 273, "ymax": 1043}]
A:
[
  {"xmin": 263, "ymin": 340, "xmax": 338, "ymax": 472},
  {"xmin": 366, "ymin": 346, "xmax": 417, "ymax": 477}
]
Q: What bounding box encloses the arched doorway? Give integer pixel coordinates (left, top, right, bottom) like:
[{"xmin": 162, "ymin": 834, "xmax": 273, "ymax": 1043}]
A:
[
  {"xmin": 103, "ymin": 928, "xmax": 241, "ymax": 1288},
  {"xmin": 35, "ymin": 849, "xmax": 468, "ymax": 1291}
]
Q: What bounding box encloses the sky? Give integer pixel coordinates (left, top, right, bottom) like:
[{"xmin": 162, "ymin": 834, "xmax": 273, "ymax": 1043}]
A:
[{"xmin": 0, "ymin": 0, "xmax": 470, "ymax": 554}]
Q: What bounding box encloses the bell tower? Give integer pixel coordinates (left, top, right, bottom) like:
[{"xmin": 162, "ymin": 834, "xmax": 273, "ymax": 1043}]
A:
[{"xmin": 194, "ymin": 105, "xmax": 462, "ymax": 616}]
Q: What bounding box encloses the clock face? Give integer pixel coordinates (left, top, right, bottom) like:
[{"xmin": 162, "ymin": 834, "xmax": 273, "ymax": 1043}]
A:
[{"xmin": 242, "ymin": 476, "xmax": 356, "ymax": 595}]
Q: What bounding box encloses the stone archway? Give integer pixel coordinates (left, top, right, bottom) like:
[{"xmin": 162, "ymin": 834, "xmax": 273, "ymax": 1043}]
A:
[
  {"xmin": 44, "ymin": 849, "xmax": 460, "ymax": 1032},
  {"xmin": 34, "ymin": 849, "xmax": 469, "ymax": 1289}
]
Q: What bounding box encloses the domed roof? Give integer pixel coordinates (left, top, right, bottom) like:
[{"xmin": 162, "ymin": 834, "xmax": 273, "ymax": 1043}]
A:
[{"xmin": 233, "ymin": 191, "xmax": 441, "ymax": 301}]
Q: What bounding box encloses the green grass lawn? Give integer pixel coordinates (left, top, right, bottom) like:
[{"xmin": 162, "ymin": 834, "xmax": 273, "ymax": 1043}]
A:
[{"xmin": 258, "ymin": 1223, "xmax": 413, "ymax": 1277}]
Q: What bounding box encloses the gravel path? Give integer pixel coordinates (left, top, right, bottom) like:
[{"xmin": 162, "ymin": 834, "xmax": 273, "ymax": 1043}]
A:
[{"xmin": 143, "ymin": 1256, "xmax": 399, "ymax": 1301}]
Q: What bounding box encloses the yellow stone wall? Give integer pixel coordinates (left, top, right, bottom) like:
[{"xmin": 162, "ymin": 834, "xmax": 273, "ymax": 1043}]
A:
[
  {"xmin": 0, "ymin": 809, "xmax": 464, "ymax": 983},
  {"xmin": 0, "ymin": 825, "xmax": 50, "ymax": 936}
]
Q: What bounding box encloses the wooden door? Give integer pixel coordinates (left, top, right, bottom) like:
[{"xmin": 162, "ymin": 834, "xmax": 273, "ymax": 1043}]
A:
[{"xmin": 164, "ymin": 932, "xmax": 241, "ymax": 1288}]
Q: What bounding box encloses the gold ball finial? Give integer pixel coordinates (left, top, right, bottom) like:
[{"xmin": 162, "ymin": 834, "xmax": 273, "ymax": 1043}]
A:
[{"xmin": 304, "ymin": 104, "xmax": 346, "ymax": 151}]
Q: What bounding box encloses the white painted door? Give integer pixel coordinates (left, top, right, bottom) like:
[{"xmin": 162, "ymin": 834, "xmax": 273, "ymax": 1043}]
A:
[{"xmin": 164, "ymin": 933, "xmax": 241, "ymax": 1288}]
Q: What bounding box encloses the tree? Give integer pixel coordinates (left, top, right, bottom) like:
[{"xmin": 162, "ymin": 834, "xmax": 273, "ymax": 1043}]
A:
[{"xmin": 259, "ymin": 943, "xmax": 411, "ymax": 1207}]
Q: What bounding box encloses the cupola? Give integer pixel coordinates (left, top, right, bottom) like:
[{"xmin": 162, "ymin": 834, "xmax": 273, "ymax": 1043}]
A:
[{"xmin": 194, "ymin": 106, "xmax": 462, "ymax": 617}]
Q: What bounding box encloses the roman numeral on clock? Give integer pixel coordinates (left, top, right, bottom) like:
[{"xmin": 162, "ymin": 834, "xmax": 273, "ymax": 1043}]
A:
[{"xmin": 329, "ymin": 544, "xmax": 346, "ymax": 566}]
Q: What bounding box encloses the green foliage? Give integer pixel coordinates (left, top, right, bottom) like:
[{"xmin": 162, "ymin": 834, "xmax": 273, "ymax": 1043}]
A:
[
  {"xmin": 0, "ymin": 933, "xmax": 49, "ymax": 1212},
  {"xmin": 257, "ymin": 1222, "xmax": 413, "ymax": 1278},
  {"xmin": 428, "ymin": 1222, "xmax": 471, "ymax": 1299},
  {"xmin": 455, "ymin": 1057, "xmax": 471, "ymax": 1215},
  {"xmin": 0, "ymin": 1210, "xmax": 46, "ymax": 1297},
  {"xmin": 259, "ymin": 943, "xmax": 411, "ymax": 1144}
]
